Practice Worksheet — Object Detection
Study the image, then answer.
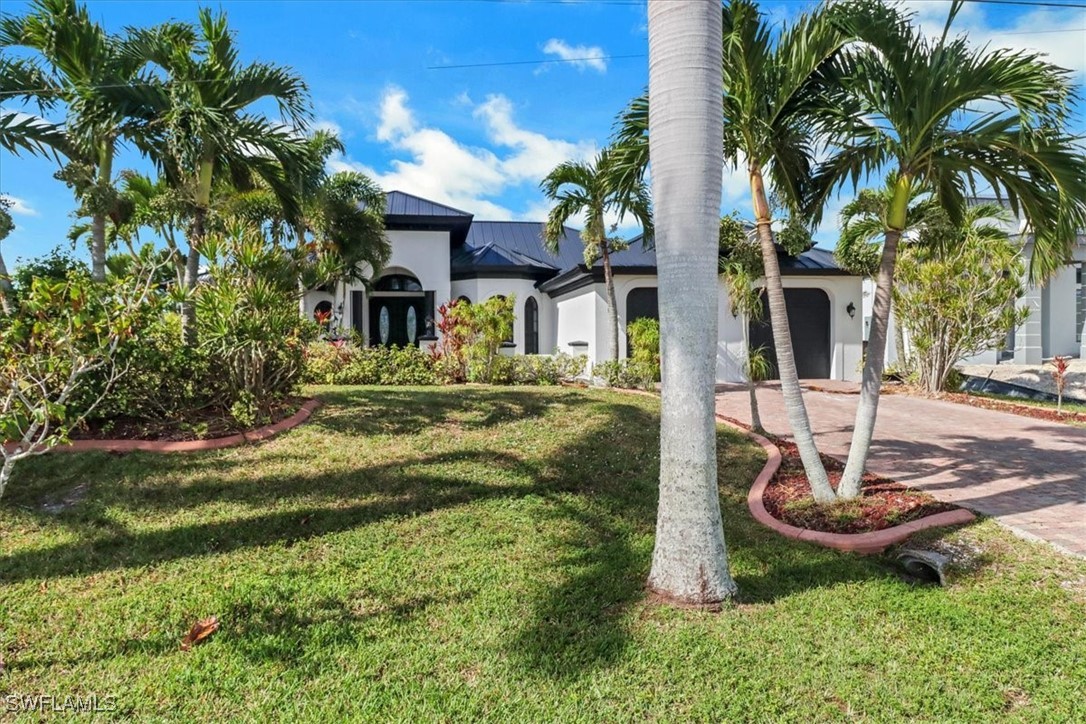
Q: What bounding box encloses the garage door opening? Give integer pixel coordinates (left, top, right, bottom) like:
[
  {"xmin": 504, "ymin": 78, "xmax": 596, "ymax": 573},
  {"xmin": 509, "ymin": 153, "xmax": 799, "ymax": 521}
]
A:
[{"xmin": 748, "ymin": 288, "xmax": 832, "ymax": 379}]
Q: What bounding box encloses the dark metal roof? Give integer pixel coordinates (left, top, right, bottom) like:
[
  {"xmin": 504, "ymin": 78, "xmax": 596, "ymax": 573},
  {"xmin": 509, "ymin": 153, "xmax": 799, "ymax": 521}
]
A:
[
  {"xmin": 452, "ymin": 221, "xmax": 585, "ymax": 278},
  {"xmin": 385, "ymin": 190, "xmax": 473, "ymax": 218}
]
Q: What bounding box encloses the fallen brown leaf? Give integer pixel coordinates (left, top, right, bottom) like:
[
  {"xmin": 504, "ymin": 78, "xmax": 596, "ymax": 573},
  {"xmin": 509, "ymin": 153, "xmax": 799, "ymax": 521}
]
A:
[{"xmin": 180, "ymin": 616, "xmax": 220, "ymax": 651}]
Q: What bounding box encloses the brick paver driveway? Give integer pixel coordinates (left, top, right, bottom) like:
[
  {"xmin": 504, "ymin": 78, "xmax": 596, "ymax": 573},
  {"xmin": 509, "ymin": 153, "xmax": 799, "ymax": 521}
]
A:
[{"xmin": 716, "ymin": 384, "xmax": 1086, "ymax": 557}]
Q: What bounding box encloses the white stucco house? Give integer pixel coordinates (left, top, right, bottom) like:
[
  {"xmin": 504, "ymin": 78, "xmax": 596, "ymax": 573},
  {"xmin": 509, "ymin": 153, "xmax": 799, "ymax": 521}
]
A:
[
  {"xmin": 302, "ymin": 191, "xmax": 865, "ymax": 383},
  {"xmin": 870, "ymin": 205, "xmax": 1086, "ymax": 367}
]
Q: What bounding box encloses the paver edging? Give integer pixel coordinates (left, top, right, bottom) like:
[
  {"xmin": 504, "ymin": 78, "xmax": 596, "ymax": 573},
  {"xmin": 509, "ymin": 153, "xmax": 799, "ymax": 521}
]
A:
[
  {"xmin": 714, "ymin": 414, "xmax": 977, "ymax": 554},
  {"xmin": 3, "ymin": 399, "xmax": 322, "ymax": 455}
]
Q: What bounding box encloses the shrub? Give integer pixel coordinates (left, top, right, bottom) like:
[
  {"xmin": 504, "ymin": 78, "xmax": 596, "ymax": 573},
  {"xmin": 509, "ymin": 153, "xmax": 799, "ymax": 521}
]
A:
[
  {"xmin": 436, "ymin": 296, "xmax": 515, "ymax": 384},
  {"xmin": 497, "ymin": 353, "xmax": 588, "ymax": 386},
  {"xmin": 303, "ymin": 343, "xmax": 437, "ymax": 386},
  {"xmin": 592, "ymin": 359, "xmax": 658, "ymax": 391},
  {"xmin": 626, "ymin": 317, "xmax": 661, "ymax": 382}
]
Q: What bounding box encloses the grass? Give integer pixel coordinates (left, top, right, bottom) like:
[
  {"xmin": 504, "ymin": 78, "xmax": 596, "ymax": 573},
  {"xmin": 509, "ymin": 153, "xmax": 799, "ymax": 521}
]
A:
[
  {"xmin": 2, "ymin": 386, "xmax": 1085, "ymax": 721},
  {"xmin": 961, "ymin": 390, "xmax": 1086, "ymax": 428}
]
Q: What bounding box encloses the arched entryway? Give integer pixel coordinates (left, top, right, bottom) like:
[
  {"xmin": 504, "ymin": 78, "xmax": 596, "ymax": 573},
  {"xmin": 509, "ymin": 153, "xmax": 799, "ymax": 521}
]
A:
[
  {"xmin": 625, "ymin": 287, "xmax": 659, "ymax": 358},
  {"xmin": 749, "ymin": 288, "xmax": 832, "ymax": 379},
  {"xmin": 368, "ymin": 273, "xmax": 427, "ymax": 347}
]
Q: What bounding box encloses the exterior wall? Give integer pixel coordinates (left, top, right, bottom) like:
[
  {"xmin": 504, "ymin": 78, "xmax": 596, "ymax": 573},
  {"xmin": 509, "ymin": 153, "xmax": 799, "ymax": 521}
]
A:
[
  {"xmin": 450, "ymin": 277, "xmax": 556, "ymax": 354},
  {"xmin": 1042, "ymin": 264, "xmax": 1079, "ymax": 358},
  {"xmin": 553, "ymin": 286, "xmax": 601, "ymax": 364}
]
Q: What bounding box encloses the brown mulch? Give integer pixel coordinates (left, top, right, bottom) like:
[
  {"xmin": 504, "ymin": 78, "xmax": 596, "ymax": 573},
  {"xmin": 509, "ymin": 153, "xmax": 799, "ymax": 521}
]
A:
[
  {"xmin": 722, "ymin": 416, "xmax": 960, "ymax": 534},
  {"xmin": 70, "ymin": 398, "xmax": 305, "ymax": 442},
  {"xmin": 884, "ymin": 385, "xmax": 1086, "ymax": 426}
]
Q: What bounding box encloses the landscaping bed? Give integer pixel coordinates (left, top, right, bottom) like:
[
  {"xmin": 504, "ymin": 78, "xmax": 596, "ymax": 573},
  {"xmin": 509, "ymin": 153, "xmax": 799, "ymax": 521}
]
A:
[
  {"xmin": 69, "ymin": 397, "xmax": 308, "ymax": 442},
  {"xmin": 885, "ymin": 385, "xmax": 1086, "ymax": 426},
  {"xmin": 763, "ymin": 438, "xmax": 960, "ymax": 533}
]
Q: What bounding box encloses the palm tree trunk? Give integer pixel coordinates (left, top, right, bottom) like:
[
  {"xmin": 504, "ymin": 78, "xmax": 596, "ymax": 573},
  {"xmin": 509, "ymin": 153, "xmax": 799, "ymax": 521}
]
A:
[
  {"xmin": 90, "ymin": 139, "xmax": 115, "ymax": 283},
  {"xmin": 743, "ymin": 320, "xmax": 763, "ymax": 432},
  {"xmin": 749, "ymin": 168, "xmax": 835, "ymax": 502},
  {"xmin": 601, "ymin": 245, "xmax": 620, "ymax": 360},
  {"xmin": 181, "ymin": 207, "xmax": 205, "ymax": 347},
  {"xmin": 645, "ymin": 0, "xmax": 737, "ymax": 606},
  {"xmin": 838, "ymin": 227, "xmax": 904, "ymax": 498},
  {"xmin": 893, "ymin": 302, "xmax": 907, "ymax": 372}
]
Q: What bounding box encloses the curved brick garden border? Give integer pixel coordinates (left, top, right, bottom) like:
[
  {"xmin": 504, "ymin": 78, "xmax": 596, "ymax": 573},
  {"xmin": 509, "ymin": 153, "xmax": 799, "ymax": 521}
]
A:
[
  {"xmin": 4, "ymin": 399, "xmax": 322, "ymax": 455},
  {"xmin": 715, "ymin": 414, "xmax": 977, "ymax": 554}
]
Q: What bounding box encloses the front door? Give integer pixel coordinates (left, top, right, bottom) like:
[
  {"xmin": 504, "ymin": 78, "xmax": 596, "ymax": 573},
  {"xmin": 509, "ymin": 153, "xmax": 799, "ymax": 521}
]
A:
[{"xmin": 369, "ymin": 297, "xmax": 425, "ymax": 347}]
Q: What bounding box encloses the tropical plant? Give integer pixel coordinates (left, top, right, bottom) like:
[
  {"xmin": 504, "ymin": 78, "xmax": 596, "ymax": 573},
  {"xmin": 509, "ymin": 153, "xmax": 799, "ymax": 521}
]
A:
[
  {"xmin": 809, "ymin": 0, "xmax": 1086, "ymax": 497},
  {"xmin": 0, "ymin": 259, "xmax": 161, "ymax": 499},
  {"xmin": 626, "ymin": 317, "xmax": 660, "ymax": 381},
  {"xmin": 540, "ymin": 147, "xmax": 652, "ymax": 360},
  {"xmin": 616, "ymin": 0, "xmax": 856, "ymax": 501},
  {"xmin": 195, "ymin": 223, "xmax": 310, "ymax": 424},
  {"xmin": 124, "ymin": 8, "xmax": 314, "ymax": 344},
  {"xmin": 644, "ymin": 0, "xmax": 737, "ymax": 605},
  {"xmin": 718, "ymin": 213, "xmax": 768, "ymax": 432},
  {"xmin": 893, "ymin": 204, "xmax": 1029, "ymax": 393},
  {"xmin": 836, "ymin": 181, "xmax": 938, "ymax": 371},
  {"xmin": 0, "ymin": 198, "xmax": 13, "ymax": 314},
  {"xmin": 0, "ymin": 0, "xmax": 156, "ymax": 281},
  {"xmin": 1048, "ymin": 356, "xmax": 1071, "ymax": 414}
]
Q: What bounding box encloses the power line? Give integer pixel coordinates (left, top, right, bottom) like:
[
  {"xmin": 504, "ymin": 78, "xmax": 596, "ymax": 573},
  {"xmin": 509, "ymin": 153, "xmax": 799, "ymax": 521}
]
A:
[{"xmin": 428, "ymin": 53, "xmax": 645, "ymax": 70}]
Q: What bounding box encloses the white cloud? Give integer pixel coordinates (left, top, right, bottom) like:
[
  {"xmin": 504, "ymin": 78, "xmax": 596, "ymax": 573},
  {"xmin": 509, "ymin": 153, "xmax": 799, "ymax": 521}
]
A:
[
  {"xmin": 898, "ymin": 1, "xmax": 1086, "ymax": 77},
  {"xmin": 311, "ymin": 118, "xmax": 344, "ymax": 138},
  {"xmin": 541, "ymin": 38, "xmax": 608, "ymax": 73},
  {"xmin": 3, "ymin": 195, "xmax": 38, "ymax": 217},
  {"xmin": 328, "ymin": 86, "xmax": 602, "ymax": 222}
]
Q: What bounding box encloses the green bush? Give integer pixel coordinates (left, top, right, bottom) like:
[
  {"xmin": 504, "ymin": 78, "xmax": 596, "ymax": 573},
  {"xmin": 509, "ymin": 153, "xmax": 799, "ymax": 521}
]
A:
[
  {"xmin": 626, "ymin": 317, "xmax": 661, "ymax": 382},
  {"xmin": 592, "ymin": 359, "xmax": 658, "ymax": 391},
  {"xmin": 497, "ymin": 353, "xmax": 588, "ymax": 385},
  {"xmin": 303, "ymin": 343, "xmax": 438, "ymax": 386}
]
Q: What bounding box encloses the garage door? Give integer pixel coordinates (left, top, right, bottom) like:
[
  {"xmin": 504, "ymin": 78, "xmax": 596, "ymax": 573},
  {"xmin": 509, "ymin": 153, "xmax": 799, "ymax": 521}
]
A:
[{"xmin": 748, "ymin": 288, "xmax": 832, "ymax": 379}]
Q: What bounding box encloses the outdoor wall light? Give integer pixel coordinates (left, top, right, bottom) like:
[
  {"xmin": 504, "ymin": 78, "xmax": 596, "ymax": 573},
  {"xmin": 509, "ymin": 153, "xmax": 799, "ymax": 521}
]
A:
[{"xmin": 846, "ymin": 302, "xmax": 856, "ymax": 319}]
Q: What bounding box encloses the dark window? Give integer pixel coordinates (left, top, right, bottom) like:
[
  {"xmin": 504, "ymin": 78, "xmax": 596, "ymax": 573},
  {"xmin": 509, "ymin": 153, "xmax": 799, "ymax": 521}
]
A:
[
  {"xmin": 625, "ymin": 287, "xmax": 659, "ymax": 358},
  {"xmin": 313, "ymin": 300, "xmax": 333, "ymax": 321},
  {"xmin": 524, "ymin": 297, "xmax": 539, "ymax": 354},
  {"xmin": 375, "ymin": 274, "xmax": 423, "ymax": 292},
  {"xmin": 457, "ymin": 295, "xmax": 472, "ymax": 305}
]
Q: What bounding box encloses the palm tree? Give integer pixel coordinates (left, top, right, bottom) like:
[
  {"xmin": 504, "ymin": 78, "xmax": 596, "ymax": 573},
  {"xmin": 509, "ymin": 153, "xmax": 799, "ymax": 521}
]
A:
[
  {"xmin": 645, "ymin": 0, "xmax": 736, "ymax": 606},
  {"xmin": 810, "ymin": 0, "xmax": 1086, "ymax": 498},
  {"xmin": 613, "ymin": 0, "xmax": 853, "ymax": 502},
  {"xmin": 719, "ymin": 215, "xmax": 767, "ymax": 432},
  {"xmin": 836, "ymin": 181, "xmax": 936, "ymax": 371},
  {"xmin": 0, "ymin": 0, "xmax": 163, "ymax": 282},
  {"xmin": 124, "ymin": 8, "xmax": 314, "ymax": 344},
  {"xmin": 540, "ymin": 147, "xmax": 652, "ymax": 360}
]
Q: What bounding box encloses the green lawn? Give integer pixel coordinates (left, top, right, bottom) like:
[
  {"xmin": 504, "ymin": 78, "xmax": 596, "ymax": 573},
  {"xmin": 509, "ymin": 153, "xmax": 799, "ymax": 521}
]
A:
[{"xmin": 2, "ymin": 386, "xmax": 1084, "ymax": 721}]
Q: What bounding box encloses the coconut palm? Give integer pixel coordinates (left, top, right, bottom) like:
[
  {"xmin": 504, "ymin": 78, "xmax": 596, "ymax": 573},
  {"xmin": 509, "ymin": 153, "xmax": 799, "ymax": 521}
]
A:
[
  {"xmin": 0, "ymin": 0, "xmax": 155, "ymax": 281},
  {"xmin": 809, "ymin": 0, "xmax": 1086, "ymax": 498},
  {"xmin": 645, "ymin": 0, "xmax": 736, "ymax": 606},
  {"xmin": 540, "ymin": 147, "xmax": 652, "ymax": 361},
  {"xmin": 123, "ymin": 8, "xmax": 314, "ymax": 344}
]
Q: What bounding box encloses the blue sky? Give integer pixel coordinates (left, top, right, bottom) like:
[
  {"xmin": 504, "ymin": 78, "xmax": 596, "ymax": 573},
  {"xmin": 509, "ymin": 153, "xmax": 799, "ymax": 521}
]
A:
[{"xmin": 1, "ymin": 0, "xmax": 1084, "ymax": 266}]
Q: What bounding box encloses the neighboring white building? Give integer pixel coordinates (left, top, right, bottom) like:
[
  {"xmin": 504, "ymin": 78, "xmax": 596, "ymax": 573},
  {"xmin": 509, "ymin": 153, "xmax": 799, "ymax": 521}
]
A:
[
  {"xmin": 868, "ymin": 207, "xmax": 1086, "ymax": 367},
  {"xmin": 304, "ymin": 191, "xmax": 865, "ymax": 384}
]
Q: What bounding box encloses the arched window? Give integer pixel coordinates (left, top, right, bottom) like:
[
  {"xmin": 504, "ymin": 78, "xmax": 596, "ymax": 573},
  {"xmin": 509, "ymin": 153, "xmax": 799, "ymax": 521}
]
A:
[
  {"xmin": 457, "ymin": 295, "xmax": 472, "ymax": 305},
  {"xmin": 524, "ymin": 297, "xmax": 539, "ymax": 354},
  {"xmin": 375, "ymin": 274, "xmax": 423, "ymax": 292}
]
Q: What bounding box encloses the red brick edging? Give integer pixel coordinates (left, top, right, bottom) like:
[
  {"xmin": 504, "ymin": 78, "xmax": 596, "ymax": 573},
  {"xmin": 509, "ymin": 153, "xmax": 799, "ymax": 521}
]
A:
[
  {"xmin": 4, "ymin": 399, "xmax": 322, "ymax": 455},
  {"xmin": 715, "ymin": 414, "xmax": 977, "ymax": 554}
]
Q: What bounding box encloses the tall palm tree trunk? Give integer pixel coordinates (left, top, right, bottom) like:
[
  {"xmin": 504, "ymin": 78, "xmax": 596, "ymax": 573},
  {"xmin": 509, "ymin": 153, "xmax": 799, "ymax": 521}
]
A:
[
  {"xmin": 750, "ymin": 168, "xmax": 835, "ymax": 502},
  {"xmin": 601, "ymin": 245, "xmax": 620, "ymax": 360},
  {"xmin": 646, "ymin": 0, "xmax": 737, "ymax": 606},
  {"xmin": 839, "ymin": 226, "xmax": 903, "ymax": 498},
  {"xmin": 89, "ymin": 139, "xmax": 115, "ymax": 283},
  {"xmin": 181, "ymin": 208, "xmax": 205, "ymax": 347}
]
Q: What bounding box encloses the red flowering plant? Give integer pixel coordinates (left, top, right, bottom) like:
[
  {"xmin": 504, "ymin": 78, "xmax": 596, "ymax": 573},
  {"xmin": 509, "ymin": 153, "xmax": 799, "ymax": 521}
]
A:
[{"xmin": 1048, "ymin": 355, "xmax": 1071, "ymax": 414}]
